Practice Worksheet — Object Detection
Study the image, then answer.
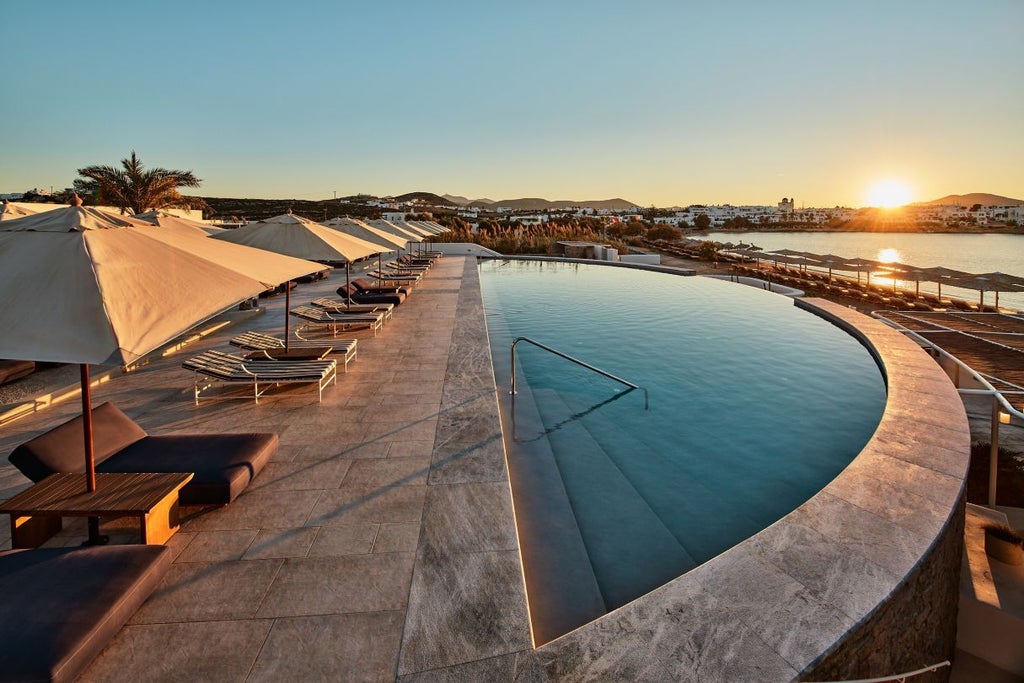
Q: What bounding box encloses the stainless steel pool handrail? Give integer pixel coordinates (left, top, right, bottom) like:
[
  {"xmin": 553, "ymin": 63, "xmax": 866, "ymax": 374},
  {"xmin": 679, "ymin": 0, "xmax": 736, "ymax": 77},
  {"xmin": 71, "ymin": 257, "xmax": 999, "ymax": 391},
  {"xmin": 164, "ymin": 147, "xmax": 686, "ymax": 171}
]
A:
[{"xmin": 510, "ymin": 336, "xmax": 649, "ymax": 410}]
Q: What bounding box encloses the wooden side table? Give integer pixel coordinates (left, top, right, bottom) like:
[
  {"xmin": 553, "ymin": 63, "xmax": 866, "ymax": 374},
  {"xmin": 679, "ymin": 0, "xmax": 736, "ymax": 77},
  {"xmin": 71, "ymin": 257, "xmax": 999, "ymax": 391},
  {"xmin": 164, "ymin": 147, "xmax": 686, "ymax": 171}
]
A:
[{"xmin": 0, "ymin": 472, "xmax": 194, "ymax": 548}]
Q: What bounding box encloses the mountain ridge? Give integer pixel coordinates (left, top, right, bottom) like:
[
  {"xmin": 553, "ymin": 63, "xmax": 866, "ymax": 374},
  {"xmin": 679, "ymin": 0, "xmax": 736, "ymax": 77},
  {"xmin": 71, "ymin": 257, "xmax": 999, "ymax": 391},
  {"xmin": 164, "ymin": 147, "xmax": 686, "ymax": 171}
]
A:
[{"xmin": 915, "ymin": 192, "xmax": 1023, "ymax": 207}]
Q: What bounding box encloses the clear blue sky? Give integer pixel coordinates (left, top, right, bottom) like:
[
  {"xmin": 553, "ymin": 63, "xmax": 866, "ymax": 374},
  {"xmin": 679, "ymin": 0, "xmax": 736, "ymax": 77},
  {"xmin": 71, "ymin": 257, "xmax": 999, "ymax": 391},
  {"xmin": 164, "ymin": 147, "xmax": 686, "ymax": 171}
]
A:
[{"xmin": 2, "ymin": 1, "xmax": 1021, "ymax": 207}]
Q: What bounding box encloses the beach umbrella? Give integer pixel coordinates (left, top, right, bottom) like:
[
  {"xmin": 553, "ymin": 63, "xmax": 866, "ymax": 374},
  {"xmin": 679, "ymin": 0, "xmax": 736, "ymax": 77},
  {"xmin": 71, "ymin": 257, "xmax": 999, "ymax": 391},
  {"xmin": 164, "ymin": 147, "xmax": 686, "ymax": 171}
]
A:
[
  {"xmin": 949, "ymin": 272, "xmax": 1024, "ymax": 310},
  {"xmin": 0, "ymin": 200, "xmax": 298, "ymax": 542},
  {"xmin": 0, "ymin": 200, "xmax": 43, "ymax": 220},
  {"xmin": 323, "ymin": 217, "xmax": 409, "ymax": 274},
  {"xmin": 213, "ymin": 211, "xmax": 382, "ymax": 333},
  {"xmin": 809, "ymin": 253, "xmax": 846, "ymax": 282},
  {"xmin": 918, "ymin": 266, "xmax": 973, "ymax": 302},
  {"xmin": 134, "ymin": 209, "xmax": 226, "ymax": 235}
]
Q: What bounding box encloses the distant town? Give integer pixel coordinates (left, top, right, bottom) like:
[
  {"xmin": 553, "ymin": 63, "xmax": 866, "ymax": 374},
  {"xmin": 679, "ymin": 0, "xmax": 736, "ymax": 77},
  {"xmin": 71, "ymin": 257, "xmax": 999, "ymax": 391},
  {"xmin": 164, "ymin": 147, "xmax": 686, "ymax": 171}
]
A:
[{"xmin": 4, "ymin": 187, "xmax": 1023, "ymax": 233}]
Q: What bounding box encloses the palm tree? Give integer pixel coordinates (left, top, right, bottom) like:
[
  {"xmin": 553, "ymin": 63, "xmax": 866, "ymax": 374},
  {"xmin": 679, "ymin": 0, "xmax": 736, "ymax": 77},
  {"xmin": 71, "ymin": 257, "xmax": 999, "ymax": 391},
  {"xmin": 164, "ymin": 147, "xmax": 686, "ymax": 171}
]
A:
[{"xmin": 76, "ymin": 151, "xmax": 201, "ymax": 214}]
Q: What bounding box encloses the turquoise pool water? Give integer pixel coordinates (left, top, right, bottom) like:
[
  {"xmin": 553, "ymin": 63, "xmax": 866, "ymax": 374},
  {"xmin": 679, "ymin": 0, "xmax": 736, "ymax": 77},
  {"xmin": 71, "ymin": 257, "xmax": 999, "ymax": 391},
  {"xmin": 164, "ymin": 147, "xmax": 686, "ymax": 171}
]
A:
[{"xmin": 480, "ymin": 259, "xmax": 886, "ymax": 612}]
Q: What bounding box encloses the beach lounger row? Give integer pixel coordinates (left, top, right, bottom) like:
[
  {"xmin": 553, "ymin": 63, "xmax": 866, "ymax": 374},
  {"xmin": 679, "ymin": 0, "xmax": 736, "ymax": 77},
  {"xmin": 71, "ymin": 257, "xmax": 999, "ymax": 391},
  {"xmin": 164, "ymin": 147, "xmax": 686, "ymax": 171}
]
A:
[{"xmin": 183, "ymin": 349, "xmax": 337, "ymax": 403}]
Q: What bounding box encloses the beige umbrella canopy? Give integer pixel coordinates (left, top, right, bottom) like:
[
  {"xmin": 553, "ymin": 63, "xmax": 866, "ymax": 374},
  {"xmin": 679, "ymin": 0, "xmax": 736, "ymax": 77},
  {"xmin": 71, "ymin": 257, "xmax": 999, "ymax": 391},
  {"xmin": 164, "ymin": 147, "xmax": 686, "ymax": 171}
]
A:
[
  {"xmin": 213, "ymin": 211, "xmax": 383, "ymax": 337},
  {"xmin": 0, "ymin": 199, "xmax": 41, "ymax": 220},
  {"xmin": 322, "ymin": 217, "xmax": 407, "ymax": 251},
  {"xmin": 0, "ymin": 202, "xmax": 301, "ymax": 541},
  {"xmin": 133, "ymin": 209, "xmax": 226, "ymax": 236},
  {"xmin": 0, "ymin": 205, "xmax": 279, "ymax": 365},
  {"xmin": 214, "ymin": 212, "xmax": 382, "ymax": 262},
  {"xmin": 366, "ymin": 219, "xmax": 424, "ymax": 243}
]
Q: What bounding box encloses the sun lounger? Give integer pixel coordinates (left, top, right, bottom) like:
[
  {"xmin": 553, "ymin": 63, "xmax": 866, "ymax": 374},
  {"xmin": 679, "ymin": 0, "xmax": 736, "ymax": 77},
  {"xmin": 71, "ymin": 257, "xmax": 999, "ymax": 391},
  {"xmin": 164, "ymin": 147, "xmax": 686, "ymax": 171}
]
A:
[
  {"xmin": 290, "ymin": 305, "xmax": 383, "ymax": 336},
  {"xmin": 182, "ymin": 349, "xmax": 337, "ymax": 403},
  {"xmin": 8, "ymin": 402, "xmax": 276, "ymax": 505},
  {"xmin": 337, "ymin": 283, "xmax": 405, "ymax": 306},
  {"xmin": 384, "ymin": 261, "xmax": 428, "ymax": 273},
  {"xmin": 230, "ymin": 331, "xmax": 357, "ymax": 371},
  {"xmin": 352, "ymin": 277, "xmax": 411, "ymax": 297},
  {"xmin": 0, "ymin": 545, "xmax": 172, "ymax": 683},
  {"xmin": 310, "ymin": 297, "xmax": 394, "ymax": 322},
  {"xmin": 366, "ymin": 270, "xmax": 422, "ymax": 285}
]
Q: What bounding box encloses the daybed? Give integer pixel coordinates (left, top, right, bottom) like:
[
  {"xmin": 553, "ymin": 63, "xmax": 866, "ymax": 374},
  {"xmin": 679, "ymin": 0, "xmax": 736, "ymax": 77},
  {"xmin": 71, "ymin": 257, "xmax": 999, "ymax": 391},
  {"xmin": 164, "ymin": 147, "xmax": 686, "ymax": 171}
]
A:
[
  {"xmin": 0, "ymin": 544, "xmax": 171, "ymax": 683},
  {"xmin": 8, "ymin": 402, "xmax": 276, "ymax": 506}
]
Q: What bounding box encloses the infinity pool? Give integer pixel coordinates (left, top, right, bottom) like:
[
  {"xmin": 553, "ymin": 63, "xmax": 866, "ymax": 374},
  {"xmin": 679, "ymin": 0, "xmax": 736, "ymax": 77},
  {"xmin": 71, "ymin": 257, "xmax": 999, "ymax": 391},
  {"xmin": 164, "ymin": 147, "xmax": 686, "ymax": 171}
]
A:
[{"xmin": 480, "ymin": 259, "xmax": 886, "ymax": 625}]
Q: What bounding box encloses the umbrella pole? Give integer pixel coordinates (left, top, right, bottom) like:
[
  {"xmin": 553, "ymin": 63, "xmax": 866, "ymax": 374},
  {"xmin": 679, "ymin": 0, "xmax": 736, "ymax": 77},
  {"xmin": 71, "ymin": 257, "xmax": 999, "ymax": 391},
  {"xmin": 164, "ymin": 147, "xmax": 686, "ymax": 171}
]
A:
[
  {"xmin": 285, "ymin": 281, "xmax": 291, "ymax": 350},
  {"xmin": 80, "ymin": 364, "xmax": 106, "ymax": 545},
  {"xmin": 346, "ymin": 262, "xmax": 352, "ymax": 310}
]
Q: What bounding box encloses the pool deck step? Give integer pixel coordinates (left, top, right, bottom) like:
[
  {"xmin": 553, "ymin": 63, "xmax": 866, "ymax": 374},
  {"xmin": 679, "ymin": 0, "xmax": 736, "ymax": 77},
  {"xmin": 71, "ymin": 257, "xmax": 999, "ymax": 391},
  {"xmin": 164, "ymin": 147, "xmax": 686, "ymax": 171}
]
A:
[
  {"xmin": 533, "ymin": 388, "xmax": 697, "ymax": 610},
  {"xmin": 582, "ymin": 418, "xmax": 766, "ymax": 563},
  {"xmin": 501, "ymin": 383, "xmax": 607, "ymax": 646}
]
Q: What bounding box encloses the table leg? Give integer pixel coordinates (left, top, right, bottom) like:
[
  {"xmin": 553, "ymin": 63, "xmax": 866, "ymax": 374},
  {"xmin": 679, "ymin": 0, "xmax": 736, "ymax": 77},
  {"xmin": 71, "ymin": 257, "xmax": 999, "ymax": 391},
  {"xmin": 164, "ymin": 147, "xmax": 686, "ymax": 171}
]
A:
[
  {"xmin": 10, "ymin": 514, "xmax": 62, "ymax": 549},
  {"xmin": 141, "ymin": 490, "xmax": 182, "ymax": 545}
]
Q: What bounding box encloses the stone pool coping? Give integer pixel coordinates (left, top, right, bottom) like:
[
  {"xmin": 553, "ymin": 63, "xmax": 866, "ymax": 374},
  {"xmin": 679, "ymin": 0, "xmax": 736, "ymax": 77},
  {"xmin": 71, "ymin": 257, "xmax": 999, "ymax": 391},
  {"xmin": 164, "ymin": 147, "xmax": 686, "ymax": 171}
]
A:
[{"xmin": 406, "ymin": 267, "xmax": 970, "ymax": 680}]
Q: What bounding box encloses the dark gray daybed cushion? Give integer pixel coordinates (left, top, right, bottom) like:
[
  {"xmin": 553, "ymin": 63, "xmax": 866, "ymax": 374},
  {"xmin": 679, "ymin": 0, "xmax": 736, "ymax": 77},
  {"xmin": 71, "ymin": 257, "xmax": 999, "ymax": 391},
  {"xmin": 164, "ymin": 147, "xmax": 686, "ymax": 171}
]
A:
[
  {"xmin": 8, "ymin": 402, "xmax": 277, "ymax": 506},
  {"xmin": 0, "ymin": 544, "xmax": 171, "ymax": 683}
]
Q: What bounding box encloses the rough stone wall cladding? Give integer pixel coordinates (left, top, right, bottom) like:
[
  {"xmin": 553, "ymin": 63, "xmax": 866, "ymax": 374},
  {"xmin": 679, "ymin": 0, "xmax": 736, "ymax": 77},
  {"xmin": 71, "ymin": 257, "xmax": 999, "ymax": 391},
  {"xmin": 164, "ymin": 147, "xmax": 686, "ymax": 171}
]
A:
[{"xmin": 801, "ymin": 496, "xmax": 965, "ymax": 683}]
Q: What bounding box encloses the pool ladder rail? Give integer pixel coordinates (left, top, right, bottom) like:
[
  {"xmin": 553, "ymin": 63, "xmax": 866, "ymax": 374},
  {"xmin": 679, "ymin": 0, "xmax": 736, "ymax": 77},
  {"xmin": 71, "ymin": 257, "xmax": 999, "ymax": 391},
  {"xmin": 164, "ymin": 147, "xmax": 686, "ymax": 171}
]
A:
[{"xmin": 509, "ymin": 336, "xmax": 649, "ymax": 410}]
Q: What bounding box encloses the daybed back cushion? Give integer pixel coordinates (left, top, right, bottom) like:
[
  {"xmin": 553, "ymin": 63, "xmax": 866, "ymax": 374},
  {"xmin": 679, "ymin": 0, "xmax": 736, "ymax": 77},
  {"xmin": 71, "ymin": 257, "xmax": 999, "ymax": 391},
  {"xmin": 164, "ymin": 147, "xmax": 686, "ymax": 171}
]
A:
[
  {"xmin": 0, "ymin": 545, "xmax": 171, "ymax": 683},
  {"xmin": 8, "ymin": 402, "xmax": 148, "ymax": 482}
]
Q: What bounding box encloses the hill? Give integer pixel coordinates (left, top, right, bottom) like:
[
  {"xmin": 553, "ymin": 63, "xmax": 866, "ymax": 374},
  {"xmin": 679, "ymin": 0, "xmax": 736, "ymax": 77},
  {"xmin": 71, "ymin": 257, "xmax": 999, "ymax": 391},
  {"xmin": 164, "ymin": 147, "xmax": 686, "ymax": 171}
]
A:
[
  {"xmin": 390, "ymin": 191, "xmax": 451, "ymax": 205},
  {"xmin": 916, "ymin": 193, "xmax": 1023, "ymax": 207},
  {"xmin": 468, "ymin": 197, "xmax": 639, "ymax": 211}
]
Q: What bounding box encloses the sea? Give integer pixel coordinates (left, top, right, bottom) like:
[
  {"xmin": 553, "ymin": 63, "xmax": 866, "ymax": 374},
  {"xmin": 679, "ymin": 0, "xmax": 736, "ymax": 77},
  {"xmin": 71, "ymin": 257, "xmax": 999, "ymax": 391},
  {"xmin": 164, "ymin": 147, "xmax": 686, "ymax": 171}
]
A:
[{"xmin": 702, "ymin": 231, "xmax": 1024, "ymax": 311}]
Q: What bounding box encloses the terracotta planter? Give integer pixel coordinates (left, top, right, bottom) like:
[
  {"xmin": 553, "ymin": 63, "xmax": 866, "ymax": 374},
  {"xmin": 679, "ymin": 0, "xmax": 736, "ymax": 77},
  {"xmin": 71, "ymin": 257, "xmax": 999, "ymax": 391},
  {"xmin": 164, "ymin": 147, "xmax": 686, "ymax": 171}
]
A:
[{"xmin": 985, "ymin": 527, "xmax": 1024, "ymax": 565}]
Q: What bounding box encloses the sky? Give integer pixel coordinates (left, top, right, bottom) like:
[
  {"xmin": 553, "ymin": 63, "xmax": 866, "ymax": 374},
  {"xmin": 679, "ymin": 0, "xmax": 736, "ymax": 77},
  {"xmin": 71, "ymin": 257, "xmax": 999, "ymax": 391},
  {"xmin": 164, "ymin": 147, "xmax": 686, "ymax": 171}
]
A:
[{"xmin": 2, "ymin": 1, "xmax": 1021, "ymax": 208}]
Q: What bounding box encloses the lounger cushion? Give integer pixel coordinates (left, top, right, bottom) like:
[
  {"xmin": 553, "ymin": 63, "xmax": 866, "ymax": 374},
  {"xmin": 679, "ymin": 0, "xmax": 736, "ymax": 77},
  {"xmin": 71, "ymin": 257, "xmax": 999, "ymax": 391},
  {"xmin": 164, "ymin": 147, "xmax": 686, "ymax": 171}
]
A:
[
  {"xmin": 337, "ymin": 284, "xmax": 405, "ymax": 306},
  {"xmin": 8, "ymin": 402, "xmax": 277, "ymax": 506},
  {"xmin": 100, "ymin": 433, "xmax": 278, "ymax": 506},
  {"xmin": 0, "ymin": 545, "xmax": 171, "ymax": 683},
  {"xmin": 352, "ymin": 278, "xmax": 411, "ymax": 296},
  {"xmin": 0, "ymin": 359, "xmax": 35, "ymax": 386},
  {"xmin": 8, "ymin": 403, "xmax": 147, "ymax": 483}
]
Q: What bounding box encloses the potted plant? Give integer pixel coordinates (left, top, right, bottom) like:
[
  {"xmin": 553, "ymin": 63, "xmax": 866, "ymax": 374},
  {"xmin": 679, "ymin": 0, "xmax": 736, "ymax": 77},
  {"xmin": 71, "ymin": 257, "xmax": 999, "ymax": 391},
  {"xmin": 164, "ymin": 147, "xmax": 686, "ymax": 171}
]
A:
[{"xmin": 984, "ymin": 524, "xmax": 1024, "ymax": 565}]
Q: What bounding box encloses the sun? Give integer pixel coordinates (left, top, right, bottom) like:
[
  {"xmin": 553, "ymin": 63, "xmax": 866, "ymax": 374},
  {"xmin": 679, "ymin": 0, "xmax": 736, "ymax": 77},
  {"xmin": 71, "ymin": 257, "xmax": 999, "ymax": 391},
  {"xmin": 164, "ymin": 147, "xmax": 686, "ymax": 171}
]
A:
[{"xmin": 866, "ymin": 179, "xmax": 913, "ymax": 208}]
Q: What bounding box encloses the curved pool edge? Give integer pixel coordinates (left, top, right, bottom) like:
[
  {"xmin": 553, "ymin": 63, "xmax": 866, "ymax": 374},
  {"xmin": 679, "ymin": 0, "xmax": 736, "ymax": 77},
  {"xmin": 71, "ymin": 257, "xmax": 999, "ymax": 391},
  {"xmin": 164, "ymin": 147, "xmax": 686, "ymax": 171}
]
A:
[
  {"xmin": 531, "ymin": 297, "xmax": 969, "ymax": 681},
  {"xmin": 395, "ymin": 260, "xmax": 969, "ymax": 681}
]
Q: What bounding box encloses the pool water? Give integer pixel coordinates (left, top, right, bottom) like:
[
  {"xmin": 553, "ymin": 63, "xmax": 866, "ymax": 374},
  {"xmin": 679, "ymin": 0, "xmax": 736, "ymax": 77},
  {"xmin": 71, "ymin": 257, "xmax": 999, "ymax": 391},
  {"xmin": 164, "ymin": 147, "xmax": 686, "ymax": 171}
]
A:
[{"xmin": 480, "ymin": 259, "xmax": 886, "ymax": 613}]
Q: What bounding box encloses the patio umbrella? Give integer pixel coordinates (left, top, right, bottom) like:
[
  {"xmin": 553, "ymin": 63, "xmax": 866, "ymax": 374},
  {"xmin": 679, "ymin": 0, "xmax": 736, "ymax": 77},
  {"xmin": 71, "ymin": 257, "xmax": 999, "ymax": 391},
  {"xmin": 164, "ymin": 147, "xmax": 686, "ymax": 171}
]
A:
[
  {"xmin": 134, "ymin": 209, "xmax": 226, "ymax": 235},
  {"xmin": 323, "ymin": 217, "xmax": 408, "ymax": 274},
  {"xmin": 918, "ymin": 266, "xmax": 973, "ymax": 302},
  {"xmin": 0, "ymin": 200, "xmax": 303, "ymax": 542},
  {"xmin": 808, "ymin": 253, "xmax": 846, "ymax": 282},
  {"xmin": 0, "ymin": 200, "xmax": 42, "ymax": 220},
  {"xmin": 949, "ymin": 272, "xmax": 1024, "ymax": 310},
  {"xmin": 213, "ymin": 211, "xmax": 382, "ymax": 335}
]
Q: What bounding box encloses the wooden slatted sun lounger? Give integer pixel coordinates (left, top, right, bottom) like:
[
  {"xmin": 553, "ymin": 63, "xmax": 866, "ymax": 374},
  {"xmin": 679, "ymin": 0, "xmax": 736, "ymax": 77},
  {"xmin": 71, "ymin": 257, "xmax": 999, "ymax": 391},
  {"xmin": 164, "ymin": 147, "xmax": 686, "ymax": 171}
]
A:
[
  {"xmin": 290, "ymin": 305, "xmax": 384, "ymax": 336},
  {"xmin": 366, "ymin": 270, "xmax": 422, "ymax": 287},
  {"xmin": 310, "ymin": 297, "xmax": 394, "ymax": 323},
  {"xmin": 229, "ymin": 331, "xmax": 358, "ymax": 371},
  {"xmin": 182, "ymin": 349, "xmax": 337, "ymax": 404}
]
